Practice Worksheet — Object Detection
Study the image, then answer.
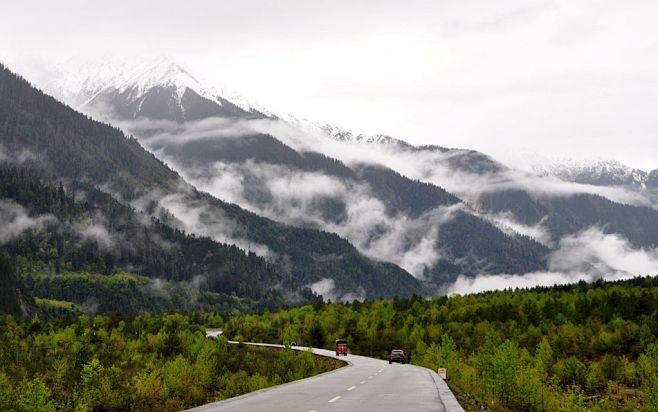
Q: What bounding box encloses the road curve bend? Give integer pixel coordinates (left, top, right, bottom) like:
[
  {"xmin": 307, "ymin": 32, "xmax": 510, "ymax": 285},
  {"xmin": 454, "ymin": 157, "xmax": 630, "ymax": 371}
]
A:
[{"xmin": 186, "ymin": 342, "xmax": 464, "ymax": 412}]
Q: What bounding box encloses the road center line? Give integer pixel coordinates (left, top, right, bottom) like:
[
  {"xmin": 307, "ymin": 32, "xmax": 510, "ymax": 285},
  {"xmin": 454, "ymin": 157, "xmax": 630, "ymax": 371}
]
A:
[
  {"xmin": 347, "ymin": 386, "xmax": 356, "ymax": 391},
  {"xmin": 328, "ymin": 396, "xmax": 341, "ymax": 403}
]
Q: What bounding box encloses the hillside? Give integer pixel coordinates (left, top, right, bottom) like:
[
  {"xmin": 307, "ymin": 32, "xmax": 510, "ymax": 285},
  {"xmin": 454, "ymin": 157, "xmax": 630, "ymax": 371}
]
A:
[
  {"xmin": 33, "ymin": 57, "xmax": 658, "ymax": 291},
  {"xmin": 0, "ymin": 251, "xmax": 26, "ymax": 316},
  {"xmin": 138, "ymin": 129, "xmax": 549, "ymax": 284},
  {"xmin": 0, "ymin": 63, "xmax": 426, "ymax": 303},
  {"xmin": 478, "ymin": 189, "xmax": 658, "ymax": 248},
  {"xmin": 0, "ymin": 313, "xmax": 342, "ymax": 411},
  {"xmin": 224, "ymin": 276, "xmax": 658, "ymax": 411},
  {"xmin": 30, "ymin": 58, "xmax": 554, "ymax": 284},
  {"xmin": 0, "ymin": 165, "xmax": 289, "ymax": 311}
]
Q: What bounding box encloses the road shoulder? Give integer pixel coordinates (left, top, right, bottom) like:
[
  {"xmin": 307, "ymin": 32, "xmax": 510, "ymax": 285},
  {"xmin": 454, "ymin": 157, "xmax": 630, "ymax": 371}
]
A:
[
  {"xmin": 184, "ymin": 342, "xmax": 351, "ymax": 411},
  {"xmin": 420, "ymin": 366, "xmax": 465, "ymax": 412}
]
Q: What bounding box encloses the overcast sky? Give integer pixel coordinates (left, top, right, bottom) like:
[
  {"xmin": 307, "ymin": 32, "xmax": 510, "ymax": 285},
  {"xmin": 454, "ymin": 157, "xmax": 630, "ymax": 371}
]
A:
[{"xmin": 1, "ymin": 0, "xmax": 657, "ymax": 170}]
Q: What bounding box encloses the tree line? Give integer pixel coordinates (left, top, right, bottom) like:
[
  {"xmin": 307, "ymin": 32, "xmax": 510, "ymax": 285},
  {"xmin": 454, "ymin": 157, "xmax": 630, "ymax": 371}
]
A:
[
  {"xmin": 0, "ymin": 312, "xmax": 341, "ymax": 411},
  {"xmin": 223, "ymin": 277, "xmax": 658, "ymax": 411}
]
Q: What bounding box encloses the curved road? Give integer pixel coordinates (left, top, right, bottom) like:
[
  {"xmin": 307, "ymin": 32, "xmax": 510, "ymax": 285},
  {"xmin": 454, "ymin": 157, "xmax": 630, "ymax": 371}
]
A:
[{"xmin": 187, "ymin": 342, "xmax": 463, "ymax": 412}]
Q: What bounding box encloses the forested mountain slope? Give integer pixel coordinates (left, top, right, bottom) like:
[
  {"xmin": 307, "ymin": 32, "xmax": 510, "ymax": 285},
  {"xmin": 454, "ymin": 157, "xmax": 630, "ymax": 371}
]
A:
[
  {"xmin": 25, "ymin": 58, "xmax": 657, "ymax": 292},
  {"xmin": 0, "ymin": 251, "xmax": 28, "ymax": 316},
  {"xmin": 478, "ymin": 189, "xmax": 658, "ymax": 248},
  {"xmin": 0, "ymin": 166, "xmax": 282, "ymax": 299},
  {"xmin": 0, "ymin": 64, "xmax": 425, "ymax": 303},
  {"xmin": 144, "ymin": 130, "xmax": 550, "ymax": 284}
]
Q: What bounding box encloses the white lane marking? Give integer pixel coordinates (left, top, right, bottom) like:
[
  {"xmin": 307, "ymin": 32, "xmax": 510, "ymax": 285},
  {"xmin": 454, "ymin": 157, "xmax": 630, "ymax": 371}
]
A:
[
  {"xmin": 347, "ymin": 386, "xmax": 356, "ymax": 391},
  {"xmin": 360, "ymin": 380, "xmax": 366, "ymax": 384},
  {"xmin": 368, "ymin": 376, "xmax": 373, "ymax": 379},
  {"xmin": 329, "ymin": 396, "xmax": 341, "ymax": 403}
]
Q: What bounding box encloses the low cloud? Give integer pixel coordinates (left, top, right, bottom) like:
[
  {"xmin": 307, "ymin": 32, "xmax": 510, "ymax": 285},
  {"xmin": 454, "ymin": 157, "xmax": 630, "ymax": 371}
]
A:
[
  {"xmin": 229, "ymin": 119, "xmax": 654, "ymax": 208},
  {"xmin": 73, "ymin": 214, "xmax": 116, "ymax": 250},
  {"xmin": 173, "ymin": 157, "xmax": 463, "ymax": 279},
  {"xmin": 132, "ymin": 117, "xmax": 261, "ymax": 147},
  {"xmin": 115, "ymin": 115, "xmax": 657, "ymax": 282},
  {"xmin": 0, "ymin": 144, "xmax": 41, "ymax": 165},
  {"xmin": 447, "ymin": 227, "xmax": 658, "ymax": 295},
  {"xmin": 306, "ymin": 277, "xmax": 365, "ymax": 302},
  {"xmin": 154, "ymin": 191, "xmax": 273, "ymax": 258},
  {"xmin": 81, "ymin": 298, "xmax": 100, "ymax": 315},
  {"xmin": 307, "ymin": 278, "xmax": 336, "ymax": 300},
  {"xmin": 482, "ymin": 212, "xmax": 553, "ymax": 247},
  {"xmin": 139, "ymin": 274, "xmax": 212, "ymax": 309},
  {"xmin": 550, "ymin": 227, "xmax": 658, "ymax": 275},
  {"xmin": 0, "ymin": 200, "xmax": 55, "ymax": 244},
  {"xmin": 114, "ymin": 112, "xmax": 654, "ymax": 206},
  {"xmin": 98, "ymin": 114, "xmax": 657, "ymax": 287},
  {"xmin": 446, "ymin": 271, "xmax": 634, "ymax": 296}
]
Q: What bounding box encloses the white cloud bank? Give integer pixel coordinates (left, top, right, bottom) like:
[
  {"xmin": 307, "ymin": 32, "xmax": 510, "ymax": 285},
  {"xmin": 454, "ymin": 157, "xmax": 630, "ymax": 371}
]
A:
[
  {"xmin": 306, "ymin": 277, "xmax": 365, "ymax": 302},
  {"xmin": 448, "ymin": 227, "xmax": 658, "ymax": 295},
  {"xmin": 0, "ymin": 200, "xmax": 54, "ymax": 244},
  {"xmin": 147, "ymin": 190, "xmax": 273, "ymax": 258},
  {"xmin": 117, "ymin": 115, "xmax": 656, "ymax": 284},
  {"xmin": 170, "ymin": 157, "xmax": 464, "ymax": 279},
  {"xmin": 73, "ymin": 214, "xmax": 116, "ymax": 250}
]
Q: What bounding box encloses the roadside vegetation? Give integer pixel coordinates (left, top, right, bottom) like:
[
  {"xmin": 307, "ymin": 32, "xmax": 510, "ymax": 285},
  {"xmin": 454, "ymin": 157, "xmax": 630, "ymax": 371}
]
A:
[
  {"xmin": 224, "ymin": 277, "xmax": 658, "ymax": 411},
  {"xmin": 0, "ymin": 313, "xmax": 342, "ymax": 412},
  {"xmin": 4, "ymin": 271, "xmax": 658, "ymax": 411}
]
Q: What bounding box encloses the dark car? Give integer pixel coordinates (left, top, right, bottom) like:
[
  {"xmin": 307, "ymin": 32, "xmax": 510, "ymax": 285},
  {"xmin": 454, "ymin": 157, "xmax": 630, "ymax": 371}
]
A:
[{"xmin": 389, "ymin": 349, "xmax": 406, "ymax": 364}]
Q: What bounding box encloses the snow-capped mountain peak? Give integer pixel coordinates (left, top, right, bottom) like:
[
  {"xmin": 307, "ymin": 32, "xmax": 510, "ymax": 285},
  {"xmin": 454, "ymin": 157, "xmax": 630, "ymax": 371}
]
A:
[
  {"xmin": 538, "ymin": 158, "xmax": 647, "ymax": 187},
  {"xmin": 278, "ymin": 115, "xmax": 414, "ymax": 149},
  {"xmin": 105, "ymin": 57, "xmax": 209, "ymax": 101},
  {"xmin": 501, "ymin": 152, "xmax": 650, "ymax": 187},
  {"xmin": 36, "ymin": 55, "xmax": 271, "ymax": 121},
  {"xmin": 321, "ymin": 124, "xmax": 401, "ymax": 145}
]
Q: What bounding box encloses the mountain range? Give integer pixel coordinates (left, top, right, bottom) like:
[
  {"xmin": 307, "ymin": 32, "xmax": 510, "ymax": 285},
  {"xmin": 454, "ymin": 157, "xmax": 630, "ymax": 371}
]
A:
[
  {"xmin": 32, "ymin": 58, "xmax": 658, "ymax": 269},
  {"xmin": 515, "ymin": 155, "xmax": 656, "ymax": 188},
  {"xmin": 0, "ymin": 63, "xmax": 429, "ymax": 315},
  {"xmin": 47, "ymin": 59, "xmax": 552, "ymax": 280},
  {"xmin": 1, "ymin": 57, "xmax": 657, "ymax": 315}
]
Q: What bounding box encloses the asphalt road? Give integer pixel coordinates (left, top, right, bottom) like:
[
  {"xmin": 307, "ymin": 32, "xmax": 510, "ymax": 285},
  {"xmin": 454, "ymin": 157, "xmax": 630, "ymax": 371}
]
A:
[{"xmin": 186, "ymin": 343, "xmax": 463, "ymax": 412}]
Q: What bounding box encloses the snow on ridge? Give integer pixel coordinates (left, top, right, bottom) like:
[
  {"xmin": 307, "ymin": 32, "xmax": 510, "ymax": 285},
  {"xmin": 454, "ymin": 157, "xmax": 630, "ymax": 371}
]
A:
[
  {"xmin": 46, "ymin": 55, "xmax": 268, "ymax": 115},
  {"xmin": 501, "ymin": 152, "xmax": 649, "ymax": 187},
  {"xmin": 278, "ymin": 114, "xmax": 410, "ymax": 148},
  {"xmin": 111, "ymin": 57, "xmax": 212, "ymax": 101},
  {"xmin": 318, "ymin": 123, "xmax": 406, "ymax": 146},
  {"xmin": 537, "ymin": 158, "xmax": 646, "ymax": 184}
]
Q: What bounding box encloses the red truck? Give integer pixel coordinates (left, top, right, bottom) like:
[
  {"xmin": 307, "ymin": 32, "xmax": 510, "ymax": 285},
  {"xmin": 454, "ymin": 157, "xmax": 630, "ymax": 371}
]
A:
[{"xmin": 335, "ymin": 339, "xmax": 348, "ymax": 356}]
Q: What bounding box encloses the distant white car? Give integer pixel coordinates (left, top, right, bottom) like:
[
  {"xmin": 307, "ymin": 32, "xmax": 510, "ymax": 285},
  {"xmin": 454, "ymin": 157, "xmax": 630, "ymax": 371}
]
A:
[{"xmin": 205, "ymin": 329, "xmax": 223, "ymax": 338}]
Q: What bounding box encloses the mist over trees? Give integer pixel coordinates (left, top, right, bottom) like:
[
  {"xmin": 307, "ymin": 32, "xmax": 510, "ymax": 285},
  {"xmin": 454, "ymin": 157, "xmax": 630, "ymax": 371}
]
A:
[{"xmin": 0, "ymin": 63, "xmax": 426, "ymax": 300}]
